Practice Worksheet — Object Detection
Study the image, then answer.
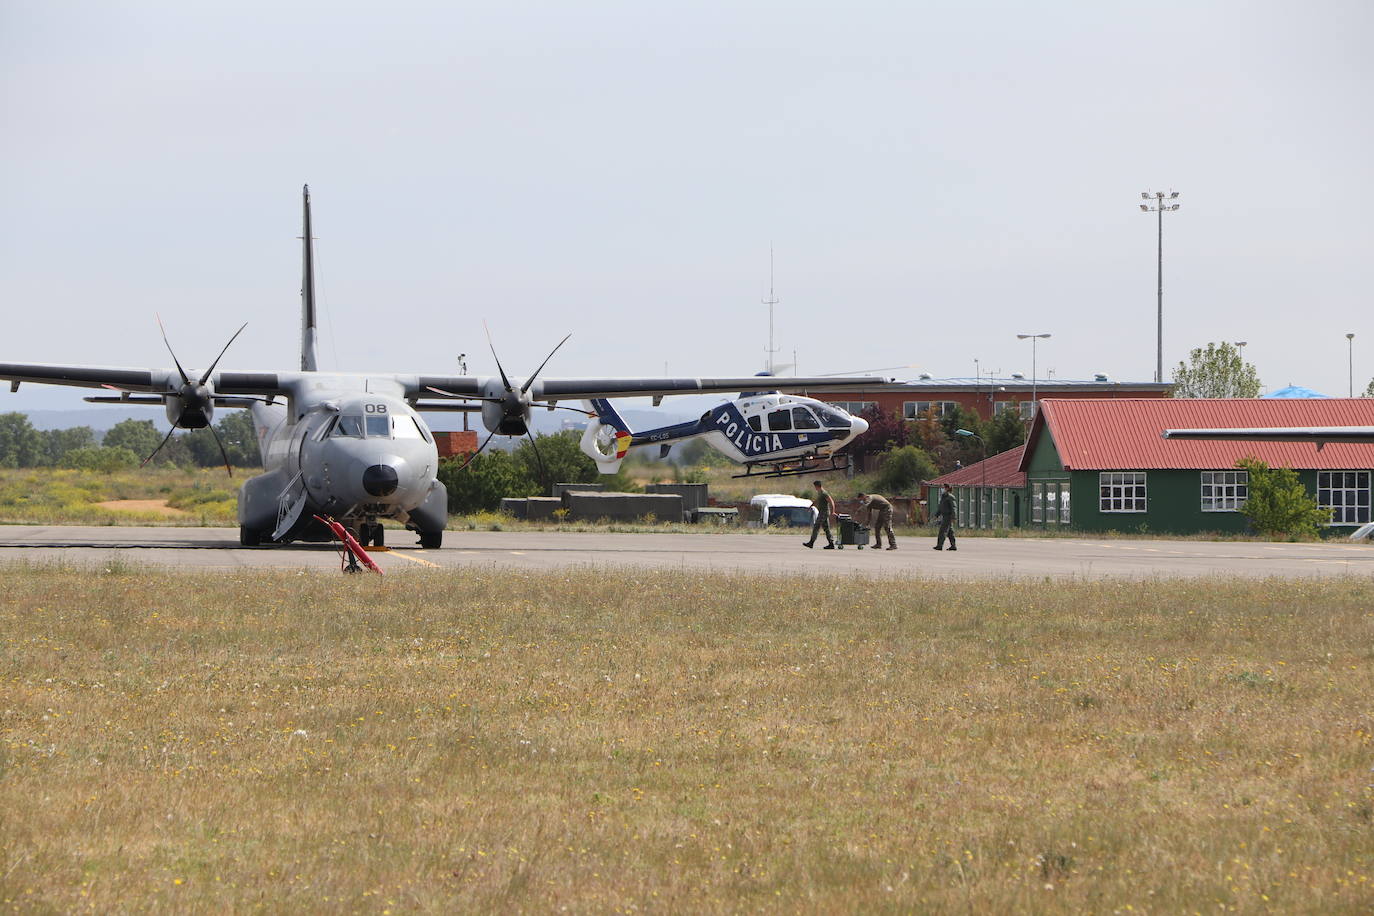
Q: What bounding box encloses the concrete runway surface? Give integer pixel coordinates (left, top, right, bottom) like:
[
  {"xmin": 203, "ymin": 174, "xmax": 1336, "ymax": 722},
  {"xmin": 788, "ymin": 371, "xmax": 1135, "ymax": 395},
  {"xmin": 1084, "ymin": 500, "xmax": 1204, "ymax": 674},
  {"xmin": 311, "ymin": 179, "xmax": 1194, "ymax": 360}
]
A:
[{"xmin": 0, "ymin": 525, "xmax": 1371, "ymax": 579}]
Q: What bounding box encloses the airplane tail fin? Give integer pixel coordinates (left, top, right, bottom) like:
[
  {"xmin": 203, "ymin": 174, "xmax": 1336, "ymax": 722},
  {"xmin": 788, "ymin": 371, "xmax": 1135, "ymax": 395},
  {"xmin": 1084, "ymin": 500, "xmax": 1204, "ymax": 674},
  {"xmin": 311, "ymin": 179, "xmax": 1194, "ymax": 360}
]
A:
[
  {"xmin": 300, "ymin": 184, "xmax": 318, "ymax": 372},
  {"xmin": 579, "ymin": 398, "xmax": 635, "ymax": 474}
]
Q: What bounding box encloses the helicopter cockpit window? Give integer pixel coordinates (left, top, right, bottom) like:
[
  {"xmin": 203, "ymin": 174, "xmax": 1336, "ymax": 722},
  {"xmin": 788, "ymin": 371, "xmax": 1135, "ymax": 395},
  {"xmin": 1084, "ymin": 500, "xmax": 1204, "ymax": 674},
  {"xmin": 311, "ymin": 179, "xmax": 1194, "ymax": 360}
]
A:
[
  {"xmin": 365, "ymin": 415, "xmax": 391, "ymax": 438},
  {"xmin": 814, "ymin": 406, "xmax": 851, "ymax": 429},
  {"xmin": 334, "ymin": 415, "xmax": 364, "ymax": 437},
  {"xmin": 792, "ymin": 407, "xmax": 821, "ymax": 430},
  {"xmin": 766, "ymin": 409, "xmax": 792, "ymax": 431},
  {"xmin": 747, "ymin": 415, "xmax": 761, "ymax": 432}
]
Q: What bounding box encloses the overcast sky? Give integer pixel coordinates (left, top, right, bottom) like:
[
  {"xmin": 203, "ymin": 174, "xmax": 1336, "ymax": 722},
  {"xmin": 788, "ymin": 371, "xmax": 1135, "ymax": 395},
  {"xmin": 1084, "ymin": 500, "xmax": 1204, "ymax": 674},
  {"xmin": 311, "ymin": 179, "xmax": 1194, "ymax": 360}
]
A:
[{"xmin": 2, "ymin": 0, "xmax": 1371, "ymax": 412}]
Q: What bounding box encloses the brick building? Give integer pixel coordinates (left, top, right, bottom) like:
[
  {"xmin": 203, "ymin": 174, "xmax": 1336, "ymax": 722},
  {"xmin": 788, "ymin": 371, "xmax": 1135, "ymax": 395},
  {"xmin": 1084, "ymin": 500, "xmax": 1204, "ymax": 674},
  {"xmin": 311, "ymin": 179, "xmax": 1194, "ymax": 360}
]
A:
[{"xmin": 803, "ymin": 376, "xmax": 1170, "ymax": 423}]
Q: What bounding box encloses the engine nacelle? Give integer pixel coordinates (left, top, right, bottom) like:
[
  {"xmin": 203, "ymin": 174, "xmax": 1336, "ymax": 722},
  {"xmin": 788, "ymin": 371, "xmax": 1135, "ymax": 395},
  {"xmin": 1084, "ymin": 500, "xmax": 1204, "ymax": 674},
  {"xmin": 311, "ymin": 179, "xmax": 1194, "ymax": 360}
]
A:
[{"xmin": 164, "ymin": 381, "xmax": 214, "ymax": 429}]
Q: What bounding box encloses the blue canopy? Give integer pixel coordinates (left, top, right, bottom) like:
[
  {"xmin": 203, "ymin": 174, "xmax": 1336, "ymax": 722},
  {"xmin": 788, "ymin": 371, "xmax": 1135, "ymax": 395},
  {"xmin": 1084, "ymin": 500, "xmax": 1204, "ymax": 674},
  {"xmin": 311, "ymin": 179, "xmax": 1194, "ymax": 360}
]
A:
[{"xmin": 1263, "ymin": 384, "xmax": 1331, "ymax": 399}]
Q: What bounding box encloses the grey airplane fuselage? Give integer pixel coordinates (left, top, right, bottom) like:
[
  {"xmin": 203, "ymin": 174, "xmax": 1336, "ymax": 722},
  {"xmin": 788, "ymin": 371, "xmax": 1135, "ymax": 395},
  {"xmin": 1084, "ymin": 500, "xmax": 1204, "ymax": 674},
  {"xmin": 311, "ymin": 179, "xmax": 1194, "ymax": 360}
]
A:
[{"xmin": 239, "ymin": 374, "xmax": 445, "ymax": 543}]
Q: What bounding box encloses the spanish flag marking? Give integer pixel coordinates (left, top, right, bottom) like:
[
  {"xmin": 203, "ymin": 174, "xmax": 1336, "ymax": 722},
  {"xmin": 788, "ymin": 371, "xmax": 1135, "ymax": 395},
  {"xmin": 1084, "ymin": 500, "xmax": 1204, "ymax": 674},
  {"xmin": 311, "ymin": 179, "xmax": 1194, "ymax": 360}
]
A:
[{"xmin": 614, "ymin": 430, "xmax": 632, "ymax": 459}]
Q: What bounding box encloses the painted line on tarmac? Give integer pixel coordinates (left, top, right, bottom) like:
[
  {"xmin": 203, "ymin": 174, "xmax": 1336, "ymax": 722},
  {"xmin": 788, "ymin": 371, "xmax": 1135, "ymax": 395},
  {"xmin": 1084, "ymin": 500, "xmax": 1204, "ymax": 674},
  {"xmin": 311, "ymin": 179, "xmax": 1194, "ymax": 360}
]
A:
[{"xmin": 387, "ymin": 550, "xmax": 441, "ymax": 568}]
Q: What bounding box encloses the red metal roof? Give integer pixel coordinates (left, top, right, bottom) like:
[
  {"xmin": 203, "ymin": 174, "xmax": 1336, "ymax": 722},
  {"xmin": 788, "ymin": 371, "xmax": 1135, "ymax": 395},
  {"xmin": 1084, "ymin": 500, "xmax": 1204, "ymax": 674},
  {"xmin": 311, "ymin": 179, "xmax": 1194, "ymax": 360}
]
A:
[
  {"xmin": 930, "ymin": 445, "xmax": 1027, "ymax": 487},
  {"xmin": 1021, "ymin": 398, "xmax": 1374, "ymax": 471}
]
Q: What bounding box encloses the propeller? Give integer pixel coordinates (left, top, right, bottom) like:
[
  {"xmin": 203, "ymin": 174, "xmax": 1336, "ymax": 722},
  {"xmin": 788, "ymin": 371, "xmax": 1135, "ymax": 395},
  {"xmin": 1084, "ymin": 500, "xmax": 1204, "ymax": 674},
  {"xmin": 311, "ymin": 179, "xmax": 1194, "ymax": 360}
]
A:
[
  {"xmin": 439, "ymin": 326, "xmax": 579, "ymax": 494},
  {"xmin": 141, "ymin": 317, "xmax": 248, "ymax": 475}
]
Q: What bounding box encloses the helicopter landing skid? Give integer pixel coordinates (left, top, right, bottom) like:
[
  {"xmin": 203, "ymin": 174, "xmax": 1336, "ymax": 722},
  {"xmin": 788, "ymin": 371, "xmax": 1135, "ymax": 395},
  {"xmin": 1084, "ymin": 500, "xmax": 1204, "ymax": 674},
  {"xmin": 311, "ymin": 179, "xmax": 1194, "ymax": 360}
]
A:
[{"xmin": 732, "ymin": 453, "xmax": 851, "ymax": 479}]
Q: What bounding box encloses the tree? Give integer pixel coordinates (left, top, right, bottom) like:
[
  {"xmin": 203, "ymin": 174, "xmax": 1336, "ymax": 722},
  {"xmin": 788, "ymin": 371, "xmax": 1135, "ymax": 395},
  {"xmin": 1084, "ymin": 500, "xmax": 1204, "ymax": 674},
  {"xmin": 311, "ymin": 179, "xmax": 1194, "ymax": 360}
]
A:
[
  {"xmin": 849, "ymin": 406, "xmax": 907, "ymax": 460},
  {"xmin": 60, "ymin": 446, "xmax": 140, "ymax": 472},
  {"xmin": 39, "ymin": 426, "xmax": 97, "ymax": 466},
  {"xmin": 513, "ymin": 430, "xmax": 600, "ymax": 489},
  {"xmin": 101, "ymin": 419, "xmax": 163, "ymax": 460},
  {"xmin": 871, "ymin": 445, "xmax": 938, "ymax": 494},
  {"xmin": 984, "ymin": 404, "xmax": 1028, "ymax": 455},
  {"xmin": 0, "ymin": 413, "xmax": 43, "ymax": 467},
  {"xmin": 438, "ymin": 449, "xmax": 537, "ymax": 514},
  {"xmin": 1235, "ymin": 457, "xmax": 1330, "ymax": 540},
  {"xmin": 1171, "ymin": 342, "xmax": 1261, "ymax": 398},
  {"xmin": 1363, "ymin": 378, "xmax": 1374, "ymax": 398},
  {"xmin": 677, "ymin": 437, "xmax": 731, "ymax": 468},
  {"xmin": 940, "ymin": 405, "xmax": 985, "ymax": 469}
]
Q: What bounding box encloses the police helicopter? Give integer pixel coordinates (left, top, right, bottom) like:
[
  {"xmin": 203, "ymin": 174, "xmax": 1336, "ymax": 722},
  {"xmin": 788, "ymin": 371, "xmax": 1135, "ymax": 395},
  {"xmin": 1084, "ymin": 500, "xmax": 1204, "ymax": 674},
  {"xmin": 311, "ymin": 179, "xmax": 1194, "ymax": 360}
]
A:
[
  {"xmin": 578, "ymin": 380, "xmax": 871, "ymax": 478},
  {"xmin": 0, "ymin": 186, "xmax": 886, "ymax": 548}
]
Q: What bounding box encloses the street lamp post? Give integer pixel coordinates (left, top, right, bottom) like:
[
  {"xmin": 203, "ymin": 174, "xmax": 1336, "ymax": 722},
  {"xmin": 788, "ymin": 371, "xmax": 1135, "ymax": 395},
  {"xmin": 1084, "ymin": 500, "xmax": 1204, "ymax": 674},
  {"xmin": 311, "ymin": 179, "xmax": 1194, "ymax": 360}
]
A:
[
  {"xmin": 1139, "ymin": 190, "xmax": 1181, "ymax": 384},
  {"xmin": 956, "ymin": 428, "xmax": 987, "ymax": 528},
  {"xmin": 1348, "ymin": 333, "xmax": 1356, "ymax": 397},
  {"xmin": 1016, "ymin": 333, "xmax": 1051, "ymax": 417}
]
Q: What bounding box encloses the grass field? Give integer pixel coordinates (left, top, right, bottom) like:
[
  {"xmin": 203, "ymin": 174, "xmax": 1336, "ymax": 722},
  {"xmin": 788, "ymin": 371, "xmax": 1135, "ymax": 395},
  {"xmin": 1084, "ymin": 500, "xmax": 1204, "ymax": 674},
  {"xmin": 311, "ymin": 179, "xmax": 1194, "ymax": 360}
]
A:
[{"xmin": 3, "ymin": 567, "xmax": 1374, "ymax": 912}]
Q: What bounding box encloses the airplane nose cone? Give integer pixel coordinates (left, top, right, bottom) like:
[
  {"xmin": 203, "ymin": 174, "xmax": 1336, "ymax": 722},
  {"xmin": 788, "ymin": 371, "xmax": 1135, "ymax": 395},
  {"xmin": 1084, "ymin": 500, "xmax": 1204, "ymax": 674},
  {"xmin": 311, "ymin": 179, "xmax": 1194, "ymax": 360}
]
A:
[
  {"xmin": 362, "ymin": 464, "xmax": 399, "ymax": 497},
  {"xmin": 851, "ymin": 416, "xmax": 870, "ymax": 436}
]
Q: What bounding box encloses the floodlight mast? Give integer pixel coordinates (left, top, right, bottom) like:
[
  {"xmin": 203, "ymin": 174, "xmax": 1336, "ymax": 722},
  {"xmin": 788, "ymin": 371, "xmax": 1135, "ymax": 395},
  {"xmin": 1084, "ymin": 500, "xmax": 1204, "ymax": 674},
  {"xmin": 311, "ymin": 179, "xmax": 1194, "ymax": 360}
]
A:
[
  {"xmin": 1016, "ymin": 333, "xmax": 1051, "ymax": 417},
  {"xmin": 1139, "ymin": 190, "xmax": 1181, "ymax": 384},
  {"xmin": 762, "ymin": 245, "xmax": 779, "ymax": 375}
]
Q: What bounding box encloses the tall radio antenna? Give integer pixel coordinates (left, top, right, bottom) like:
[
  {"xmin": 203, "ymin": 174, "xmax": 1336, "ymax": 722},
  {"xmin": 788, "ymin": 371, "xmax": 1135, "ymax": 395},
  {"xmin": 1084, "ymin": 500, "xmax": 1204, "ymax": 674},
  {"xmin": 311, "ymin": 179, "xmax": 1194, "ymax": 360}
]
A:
[{"xmin": 762, "ymin": 244, "xmax": 779, "ymax": 375}]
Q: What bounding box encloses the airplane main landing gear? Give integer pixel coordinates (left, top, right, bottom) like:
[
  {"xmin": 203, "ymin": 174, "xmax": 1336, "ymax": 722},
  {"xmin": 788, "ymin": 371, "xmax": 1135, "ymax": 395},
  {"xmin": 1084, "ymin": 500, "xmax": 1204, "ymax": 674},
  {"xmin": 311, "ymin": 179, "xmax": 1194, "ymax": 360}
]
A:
[
  {"xmin": 418, "ymin": 530, "xmax": 442, "ymax": 549},
  {"xmin": 239, "ymin": 526, "xmax": 264, "ymax": 547}
]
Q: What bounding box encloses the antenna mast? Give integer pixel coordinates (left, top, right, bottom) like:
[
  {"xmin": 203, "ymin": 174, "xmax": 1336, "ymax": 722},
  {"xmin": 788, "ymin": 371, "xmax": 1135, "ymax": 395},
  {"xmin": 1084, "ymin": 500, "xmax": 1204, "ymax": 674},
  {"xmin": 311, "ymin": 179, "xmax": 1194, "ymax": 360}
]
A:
[{"xmin": 762, "ymin": 245, "xmax": 779, "ymax": 374}]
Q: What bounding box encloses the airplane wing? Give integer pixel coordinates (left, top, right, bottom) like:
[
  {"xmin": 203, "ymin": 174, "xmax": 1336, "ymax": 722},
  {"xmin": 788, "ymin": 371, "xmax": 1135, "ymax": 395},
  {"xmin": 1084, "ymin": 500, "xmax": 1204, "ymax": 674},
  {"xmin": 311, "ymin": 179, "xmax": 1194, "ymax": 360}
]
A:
[
  {"xmin": 0, "ymin": 363, "xmax": 290, "ymax": 397},
  {"xmin": 1162, "ymin": 427, "xmax": 1374, "ymax": 443},
  {"xmin": 410, "ymin": 374, "xmax": 886, "ymax": 402}
]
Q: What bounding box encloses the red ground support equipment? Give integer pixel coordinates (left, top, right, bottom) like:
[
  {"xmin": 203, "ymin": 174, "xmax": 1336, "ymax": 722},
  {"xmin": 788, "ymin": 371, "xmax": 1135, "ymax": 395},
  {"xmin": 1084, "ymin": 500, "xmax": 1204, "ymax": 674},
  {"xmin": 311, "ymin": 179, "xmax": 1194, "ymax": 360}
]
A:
[{"xmin": 313, "ymin": 514, "xmax": 383, "ymax": 575}]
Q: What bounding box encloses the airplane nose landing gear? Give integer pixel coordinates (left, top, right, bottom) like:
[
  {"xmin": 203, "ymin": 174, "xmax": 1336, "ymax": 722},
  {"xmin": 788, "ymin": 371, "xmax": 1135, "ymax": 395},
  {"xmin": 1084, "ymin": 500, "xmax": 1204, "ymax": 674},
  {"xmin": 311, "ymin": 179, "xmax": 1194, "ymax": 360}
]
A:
[{"xmin": 362, "ymin": 464, "xmax": 399, "ymax": 497}]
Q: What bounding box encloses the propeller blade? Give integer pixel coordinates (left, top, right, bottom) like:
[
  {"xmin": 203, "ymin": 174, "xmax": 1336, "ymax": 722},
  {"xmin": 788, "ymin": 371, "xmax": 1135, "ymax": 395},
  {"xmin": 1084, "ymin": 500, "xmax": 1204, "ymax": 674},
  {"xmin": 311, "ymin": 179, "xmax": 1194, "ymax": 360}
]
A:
[
  {"xmin": 141, "ymin": 425, "xmax": 179, "ymax": 468},
  {"xmin": 520, "ymin": 333, "xmax": 572, "ymax": 395},
  {"xmin": 454, "ymin": 428, "xmax": 499, "ymax": 473},
  {"xmin": 208, "ymin": 423, "xmax": 234, "ymax": 478},
  {"xmin": 483, "ymin": 321, "xmax": 513, "ymax": 392},
  {"xmin": 198, "ymin": 322, "xmax": 249, "ymax": 386},
  {"xmin": 156, "ymin": 315, "xmax": 190, "ymax": 385},
  {"xmin": 525, "ymin": 430, "xmax": 548, "ymax": 492}
]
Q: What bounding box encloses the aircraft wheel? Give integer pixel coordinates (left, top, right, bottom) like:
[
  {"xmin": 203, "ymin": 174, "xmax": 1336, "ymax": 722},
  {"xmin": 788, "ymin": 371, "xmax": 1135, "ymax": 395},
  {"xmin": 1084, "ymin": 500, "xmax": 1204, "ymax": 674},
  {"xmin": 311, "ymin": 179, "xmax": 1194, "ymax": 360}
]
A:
[
  {"xmin": 368, "ymin": 524, "xmax": 385, "ymax": 548},
  {"xmin": 418, "ymin": 531, "xmax": 442, "ymax": 549},
  {"xmin": 240, "ymin": 526, "xmax": 263, "ymax": 547}
]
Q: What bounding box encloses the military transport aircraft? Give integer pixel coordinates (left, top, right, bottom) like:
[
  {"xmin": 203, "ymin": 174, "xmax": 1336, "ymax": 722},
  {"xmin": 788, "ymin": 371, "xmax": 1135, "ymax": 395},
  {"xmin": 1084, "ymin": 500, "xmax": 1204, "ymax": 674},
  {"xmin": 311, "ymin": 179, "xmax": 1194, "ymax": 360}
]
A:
[
  {"xmin": 579, "ymin": 389, "xmax": 870, "ymax": 478},
  {"xmin": 0, "ymin": 186, "xmax": 885, "ymax": 549}
]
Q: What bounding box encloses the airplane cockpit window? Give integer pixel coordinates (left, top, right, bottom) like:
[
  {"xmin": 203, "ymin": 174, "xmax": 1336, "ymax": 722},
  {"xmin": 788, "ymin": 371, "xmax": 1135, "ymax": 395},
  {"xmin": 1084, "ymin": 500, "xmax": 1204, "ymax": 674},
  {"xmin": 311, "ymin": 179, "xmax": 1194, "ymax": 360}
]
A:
[
  {"xmin": 747, "ymin": 415, "xmax": 762, "ymax": 432},
  {"xmin": 767, "ymin": 409, "xmax": 792, "ymax": 431},
  {"xmin": 334, "ymin": 415, "xmax": 364, "ymax": 437},
  {"xmin": 393, "ymin": 415, "xmax": 425, "ymax": 440},
  {"xmin": 814, "ymin": 406, "xmax": 851, "ymax": 429},
  {"xmin": 792, "ymin": 407, "xmax": 821, "ymax": 430},
  {"xmin": 316, "ymin": 416, "xmax": 339, "ymax": 440},
  {"xmin": 365, "ymin": 415, "xmax": 391, "ymax": 438}
]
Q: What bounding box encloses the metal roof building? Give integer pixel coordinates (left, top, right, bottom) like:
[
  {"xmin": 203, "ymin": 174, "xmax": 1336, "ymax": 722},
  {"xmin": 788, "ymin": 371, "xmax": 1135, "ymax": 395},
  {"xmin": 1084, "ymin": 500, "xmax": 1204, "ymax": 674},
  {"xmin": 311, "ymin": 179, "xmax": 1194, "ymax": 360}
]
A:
[{"xmin": 1019, "ymin": 398, "xmax": 1374, "ymax": 534}]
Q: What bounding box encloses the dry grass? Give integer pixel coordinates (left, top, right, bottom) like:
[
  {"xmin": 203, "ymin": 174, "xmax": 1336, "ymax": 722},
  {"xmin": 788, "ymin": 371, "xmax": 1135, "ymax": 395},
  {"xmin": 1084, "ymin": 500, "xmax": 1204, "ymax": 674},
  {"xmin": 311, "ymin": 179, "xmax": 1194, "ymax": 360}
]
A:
[
  {"xmin": 3, "ymin": 566, "xmax": 1373, "ymax": 912},
  {"xmin": 0, "ymin": 468, "xmax": 239, "ymax": 527}
]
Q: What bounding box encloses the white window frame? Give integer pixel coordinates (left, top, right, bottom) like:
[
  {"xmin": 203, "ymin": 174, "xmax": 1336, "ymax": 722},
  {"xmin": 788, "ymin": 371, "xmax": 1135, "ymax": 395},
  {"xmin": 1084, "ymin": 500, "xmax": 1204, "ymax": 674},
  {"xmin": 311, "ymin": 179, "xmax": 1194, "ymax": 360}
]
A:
[
  {"xmin": 1201, "ymin": 470, "xmax": 1248, "ymax": 512},
  {"xmin": 1318, "ymin": 471, "xmax": 1371, "ymax": 525},
  {"xmin": 1100, "ymin": 471, "xmax": 1147, "ymax": 513},
  {"xmin": 1031, "ymin": 483, "xmax": 1044, "ymax": 523},
  {"xmin": 1059, "ymin": 486, "xmax": 1071, "ymax": 525},
  {"xmin": 1019, "ymin": 401, "xmax": 1037, "ymax": 421}
]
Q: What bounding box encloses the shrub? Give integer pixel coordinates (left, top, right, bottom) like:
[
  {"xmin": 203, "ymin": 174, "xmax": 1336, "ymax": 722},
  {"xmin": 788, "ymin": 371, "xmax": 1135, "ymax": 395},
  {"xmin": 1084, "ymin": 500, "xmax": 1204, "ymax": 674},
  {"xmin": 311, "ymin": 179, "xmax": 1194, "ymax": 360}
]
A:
[{"xmin": 1236, "ymin": 457, "xmax": 1330, "ymax": 540}]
